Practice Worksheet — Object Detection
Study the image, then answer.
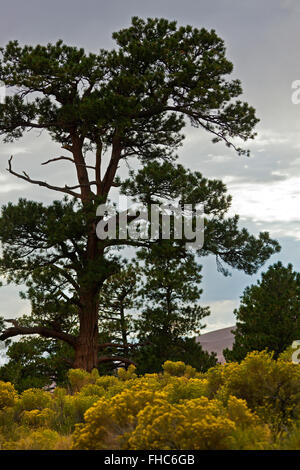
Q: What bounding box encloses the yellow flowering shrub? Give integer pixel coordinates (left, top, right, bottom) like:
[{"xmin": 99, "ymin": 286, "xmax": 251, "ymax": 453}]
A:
[
  {"xmin": 0, "ymin": 404, "xmax": 15, "ymax": 429},
  {"xmin": 72, "ymin": 391, "xmax": 269, "ymax": 450},
  {"xmin": 162, "ymin": 361, "xmax": 199, "ymax": 378},
  {"xmin": 18, "ymin": 388, "xmax": 52, "ymax": 411},
  {"xmin": 117, "ymin": 364, "xmax": 137, "ymax": 381},
  {"xmin": 0, "ymin": 354, "xmax": 299, "ymax": 450},
  {"xmin": 72, "ymin": 387, "xmax": 161, "ymax": 449},
  {"xmin": 163, "ymin": 377, "xmax": 208, "ymax": 403},
  {"xmin": 225, "ymin": 396, "xmax": 271, "ymax": 449},
  {"xmin": 0, "ymin": 380, "xmax": 18, "ymax": 409},
  {"xmin": 66, "ymin": 394, "xmax": 100, "ymax": 423},
  {"xmin": 147, "ymin": 395, "xmax": 270, "ymax": 451},
  {"xmin": 207, "ymin": 351, "xmax": 300, "ymax": 431},
  {"xmin": 2, "ymin": 429, "xmax": 71, "ymax": 450},
  {"xmin": 126, "ymin": 396, "xmax": 236, "ymax": 450},
  {"xmin": 279, "ymin": 346, "xmax": 296, "ymax": 363},
  {"xmin": 95, "ymin": 375, "xmax": 120, "ymax": 389},
  {"xmin": 20, "ymin": 407, "xmax": 56, "ymax": 428},
  {"xmin": 49, "ymin": 390, "xmax": 100, "ymax": 432},
  {"xmin": 78, "ymin": 383, "xmax": 105, "ymax": 398},
  {"xmin": 67, "ymin": 368, "xmax": 99, "ymax": 393},
  {"xmin": 276, "ymin": 425, "xmax": 300, "ymax": 450}
]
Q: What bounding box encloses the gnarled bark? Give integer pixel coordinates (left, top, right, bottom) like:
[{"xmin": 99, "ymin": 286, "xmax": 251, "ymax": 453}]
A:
[{"xmin": 73, "ymin": 287, "xmax": 100, "ymax": 371}]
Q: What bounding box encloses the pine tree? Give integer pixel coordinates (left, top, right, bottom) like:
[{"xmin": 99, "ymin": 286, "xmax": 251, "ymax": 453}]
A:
[
  {"xmin": 224, "ymin": 262, "xmax": 300, "ymax": 362},
  {"xmin": 133, "ymin": 242, "xmax": 217, "ymax": 373},
  {"xmin": 98, "ymin": 264, "xmax": 140, "ymax": 368},
  {"xmin": 0, "ymin": 337, "xmax": 72, "ymax": 392},
  {"xmin": 0, "ymin": 17, "xmax": 280, "ymax": 370}
]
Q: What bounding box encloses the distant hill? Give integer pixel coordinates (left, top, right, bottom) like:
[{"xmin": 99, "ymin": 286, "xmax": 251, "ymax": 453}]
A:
[{"xmin": 196, "ymin": 326, "xmax": 236, "ymax": 363}]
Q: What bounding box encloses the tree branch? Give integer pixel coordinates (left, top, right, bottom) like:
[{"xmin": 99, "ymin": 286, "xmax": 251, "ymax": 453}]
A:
[
  {"xmin": 0, "ymin": 319, "xmax": 77, "ymax": 347},
  {"xmin": 98, "ymin": 355, "xmax": 137, "ymax": 366},
  {"xmin": 95, "ymin": 141, "xmax": 102, "ymax": 196},
  {"xmin": 7, "ymin": 156, "xmax": 84, "ymax": 200},
  {"xmin": 41, "ymin": 156, "xmax": 75, "ymax": 166},
  {"xmin": 101, "ymin": 134, "xmax": 122, "ymax": 196},
  {"xmin": 41, "ymin": 155, "xmax": 96, "ymax": 170},
  {"xmin": 70, "ymin": 134, "xmax": 94, "ymax": 203},
  {"xmin": 98, "ymin": 340, "xmax": 151, "ymax": 350}
]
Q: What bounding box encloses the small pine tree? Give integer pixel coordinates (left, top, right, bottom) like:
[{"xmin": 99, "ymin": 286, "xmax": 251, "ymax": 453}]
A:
[
  {"xmin": 134, "ymin": 242, "xmax": 217, "ymax": 373},
  {"xmin": 98, "ymin": 264, "xmax": 140, "ymax": 369},
  {"xmin": 224, "ymin": 262, "xmax": 300, "ymax": 362}
]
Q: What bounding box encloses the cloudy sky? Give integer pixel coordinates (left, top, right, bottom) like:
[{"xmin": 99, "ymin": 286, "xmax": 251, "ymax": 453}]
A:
[{"xmin": 1, "ymin": 0, "xmax": 300, "ymax": 332}]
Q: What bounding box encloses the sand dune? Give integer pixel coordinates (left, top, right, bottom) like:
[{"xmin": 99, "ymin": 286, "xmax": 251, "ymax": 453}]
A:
[{"xmin": 196, "ymin": 326, "xmax": 236, "ymax": 363}]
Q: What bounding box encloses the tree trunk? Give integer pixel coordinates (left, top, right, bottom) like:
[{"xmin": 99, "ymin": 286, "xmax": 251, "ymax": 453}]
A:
[
  {"xmin": 72, "ymin": 182, "xmax": 102, "ymax": 370},
  {"xmin": 73, "ymin": 289, "xmax": 100, "ymax": 371}
]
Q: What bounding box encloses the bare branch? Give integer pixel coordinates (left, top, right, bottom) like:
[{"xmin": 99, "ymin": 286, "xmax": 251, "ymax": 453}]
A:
[
  {"xmin": 42, "ymin": 156, "xmax": 96, "ymax": 170},
  {"xmin": 7, "ymin": 156, "xmax": 84, "ymax": 200},
  {"xmin": 64, "ymin": 181, "xmax": 98, "ymax": 190},
  {"xmin": 41, "ymin": 156, "xmax": 75, "ymax": 166}
]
